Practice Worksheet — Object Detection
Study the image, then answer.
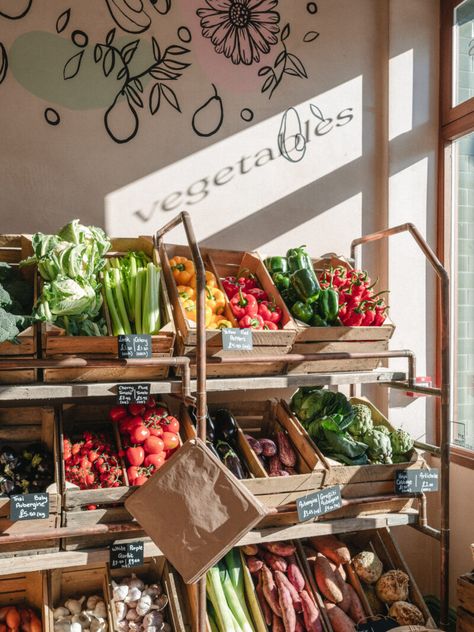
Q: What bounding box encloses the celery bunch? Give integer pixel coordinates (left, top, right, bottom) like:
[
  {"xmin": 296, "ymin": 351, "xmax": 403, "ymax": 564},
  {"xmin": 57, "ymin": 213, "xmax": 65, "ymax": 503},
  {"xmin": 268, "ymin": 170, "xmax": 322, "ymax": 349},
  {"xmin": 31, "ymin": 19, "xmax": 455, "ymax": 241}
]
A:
[{"xmin": 103, "ymin": 251, "xmax": 161, "ymax": 336}]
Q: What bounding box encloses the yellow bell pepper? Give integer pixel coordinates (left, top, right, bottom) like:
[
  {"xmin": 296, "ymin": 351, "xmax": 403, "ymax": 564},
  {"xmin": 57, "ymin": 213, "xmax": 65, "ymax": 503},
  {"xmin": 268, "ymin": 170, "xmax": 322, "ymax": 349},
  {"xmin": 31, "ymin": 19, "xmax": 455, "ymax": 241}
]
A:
[
  {"xmin": 189, "ymin": 270, "xmax": 216, "ymax": 289},
  {"xmin": 205, "ymin": 286, "xmax": 226, "ymax": 315},
  {"xmin": 214, "ymin": 316, "xmax": 233, "ymax": 329},
  {"xmin": 170, "ymin": 256, "xmax": 195, "ymax": 285},
  {"xmin": 177, "ymin": 285, "xmax": 195, "ymax": 301},
  {"xmin": 182, "ymin": 299, "xmax": 212, "ymax": 326}
]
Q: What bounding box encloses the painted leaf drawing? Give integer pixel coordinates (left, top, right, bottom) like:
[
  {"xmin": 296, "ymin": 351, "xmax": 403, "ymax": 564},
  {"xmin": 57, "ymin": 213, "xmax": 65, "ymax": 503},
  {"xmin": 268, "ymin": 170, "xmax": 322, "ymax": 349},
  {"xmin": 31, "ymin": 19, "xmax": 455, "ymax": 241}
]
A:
[
  {"xmin": 160, "ymin": 84, "xmax": 180, "ymax": 111},
  {"xmin": 56, "ymin": 9, "xmax": 71, "ymax": 34},
  {"xmin": 121, "ymin": 40, "xmax": 139, "ymax": 65},
  {"xmin": 63, "ymin": 50, "xmax": 84, "ymax": 80},
  {"xmin": 303, "ymin": 31, "xmax": 319, "ymax": 42},
  {"xmin": 149, "ymin": 83, "xmax": 161, "ymax": 115},
  {"xmin": 0, "ymin": 43, "xmax": 8, "ymax": 85}
]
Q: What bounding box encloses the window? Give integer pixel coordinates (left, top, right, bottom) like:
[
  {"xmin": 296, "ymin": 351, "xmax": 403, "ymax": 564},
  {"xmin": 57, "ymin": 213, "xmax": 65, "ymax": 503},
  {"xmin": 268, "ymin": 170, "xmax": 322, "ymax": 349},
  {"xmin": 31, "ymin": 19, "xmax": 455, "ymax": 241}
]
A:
[{"xmin": 453, "ymin": 0, "xmax": 474, "ymax": 107}]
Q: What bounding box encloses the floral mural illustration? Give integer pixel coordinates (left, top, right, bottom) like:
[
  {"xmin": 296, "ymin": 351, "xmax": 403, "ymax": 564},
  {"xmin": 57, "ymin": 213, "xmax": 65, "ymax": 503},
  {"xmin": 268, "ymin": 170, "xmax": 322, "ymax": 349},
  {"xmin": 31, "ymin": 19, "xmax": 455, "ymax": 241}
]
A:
[{"xmin": 196, "ymin": 0, "xmax": 280, "ymax": 65}]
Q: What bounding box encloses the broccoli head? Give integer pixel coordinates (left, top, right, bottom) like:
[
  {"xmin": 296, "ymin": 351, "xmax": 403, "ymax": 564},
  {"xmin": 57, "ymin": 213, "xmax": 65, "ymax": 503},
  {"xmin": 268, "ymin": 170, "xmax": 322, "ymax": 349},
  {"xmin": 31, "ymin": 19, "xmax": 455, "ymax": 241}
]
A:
[
  {"xmin": 390, "ymin": 428, "xmax": 414, "ymax": 456},
  {"xmin": 348, "ymin": 403, "xmax": 373, "ymax": 437},
  {"xmin": 362, "ymin": 427, "xmax": 393, "ymax": 464}
]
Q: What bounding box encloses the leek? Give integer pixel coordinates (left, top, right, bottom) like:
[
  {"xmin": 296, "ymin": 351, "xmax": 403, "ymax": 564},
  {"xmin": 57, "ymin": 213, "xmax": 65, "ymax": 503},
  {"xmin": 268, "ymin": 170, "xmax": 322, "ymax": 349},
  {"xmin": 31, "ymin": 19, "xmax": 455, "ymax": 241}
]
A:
[
  {"xmin": 207, "ymin": 566, "xmax": 234, "ymax": 632},
  {"xmin": 219, "ymin": 562, "xmax": 253, "ymax": 632},
  {"xmin": 225, "ymin": 550, "xmax": 254, "ymax": 632}
]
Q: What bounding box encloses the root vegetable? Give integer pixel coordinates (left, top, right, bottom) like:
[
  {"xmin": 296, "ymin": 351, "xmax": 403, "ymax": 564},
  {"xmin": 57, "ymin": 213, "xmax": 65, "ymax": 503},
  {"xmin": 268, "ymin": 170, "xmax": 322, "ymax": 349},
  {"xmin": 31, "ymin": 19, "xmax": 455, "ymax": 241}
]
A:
[
  {"xmin": 125, "ymin": 609, "xmax": 140, "ymax": 621},
  {"xmin": 325, "ymin": 602, "xmax": 356, "ymax": 632},
  {"xmin": 295, "ymin": 614, "xmax": 305, "ymax": 632},
  {"xmin": 303, "ymin": 546, "xmax": 317, "ymax": 563},
  {"xmin": 128, "ymin": 575, "xmax": 145, "ymax": 591},
  {"xmin": 143, "ymin": 612, "xmax": 164, "ymax": 628},
  {"xmin": 314, "ymin": 554, "xmax": 343, "ymax": 603},
  {"xmin": 329, "ymin": 562, "xmax": 347, "ymax": 583},
  {"xmin": 90, "ymin": 617, "xmax": 107, "ymax": 632},
  {"xmin": 261, "ymin": 565, "xmax": 282, "ymax": 617},
  {"xmin": 375, "ymin": 570, "xmax": 409, "ymax": 604},
  {"xmin": 287, "ymin": 556, "xmax": 306, "ymax": 593},
  {"xmin": 136, "ymin": 595, "xmax": 153, "ymax": 616},
  {"xmin": 346, "ymin": 585, "xmax": 366, "ymax": 623},
  {"xmin": 256, "ymin": 575, "xmax": 272, "ymax": 626},
  {"xmin": 259, "ymin": 439, "xmax": 277, "ymax": 457},
  {"xmin": 300, "ymin": 590, "xmax": 322, "ymax": 632},
  {"xmin": 275, "ymin": 572, "xmax": 296, "ymax": 632},
  {"xmin": 7, "ymin": 608, "xmax": 20, "ymax": 630},
  {"xmin": 273, "ymin": 613, "xmax": 285, "ymax": 632},
  {"xmin": 276, "ymin": 432, "xmax": 297, "ymax": 467},
  {"xmin": 246, "ymin": 556, "xmax": 263, "ymax": 574},
  {"xmin": 264, "ymin": 552, "xmax": 288, "ymax": 572},
  {"xmin": 92, "ymin": 602, "xmax": 107, "ymax": 619},
  {"xmin": 275, "ymin": 570, "xmax": 302, "ymax": 613},
  {"xmin": 352, "ymin": 551, "xmax": 383, "ymax": 585},
  {"xmin": 388, "ymin": 601, "xmax": 424, "ymax": 626},
  {"xmin": 71, "ymin": 613, "xmax": 91, "ymax": 629},
  {"xmin": 309, "ymin": 536, "xmax": 351, "ymax": 565},
  {"xmin": 263, "ymin": 542, "xmax": 296, "ymax": 557},
  {"xmin": 64, "ymin": 599, "xmax": 85, "ymax": 616},
  {"xmin": 125, "ymin": 588, "xmax": 142, "ymax": 604},
  {"xmin": 86, "ymin": 596, "xmax": 101, "ymax": 611},
  {"xmin": 241, "ymin": 545, "xmax": 258, "ymax": 556}
]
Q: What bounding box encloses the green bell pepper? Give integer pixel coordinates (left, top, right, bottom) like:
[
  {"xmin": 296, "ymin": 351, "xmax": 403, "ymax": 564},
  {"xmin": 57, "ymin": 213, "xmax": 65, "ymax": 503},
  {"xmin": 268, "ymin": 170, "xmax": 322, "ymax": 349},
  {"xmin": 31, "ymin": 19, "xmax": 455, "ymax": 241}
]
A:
[
  {"xmin": 273, "ymin": 272, "xmax": 290, "ymax": 290},
  {"xmin": 291, "ymin": 268, "xmax": 320, "ymax": 304},
  {"xmin": 291, "ymin": 301, "xmax": 313, "ymax": 323},
  {"xmin": 317, "ymin": 287, "xmax": 339, "ymax": 323},
  {"xmin": 310, "ymin": 313, "xmax": 328, "ymax": 327},
  {"xmin": 286, "ymin": 246, "xmax": 314, "ymax": 273},
  {"xmin": 280, "ymin": 286, "xmax": 299, "ymax": 307},
  {"xmin": 264, "ymin": 256, "xmax": 288, "ymax": 275}
]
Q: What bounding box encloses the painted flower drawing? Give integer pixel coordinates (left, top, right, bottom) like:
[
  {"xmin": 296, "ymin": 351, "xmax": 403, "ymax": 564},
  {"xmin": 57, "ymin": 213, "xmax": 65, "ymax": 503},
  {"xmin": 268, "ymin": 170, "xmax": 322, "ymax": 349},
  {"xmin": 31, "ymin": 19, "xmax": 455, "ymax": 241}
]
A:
[{"xmin": 197, "ymin": 0, "xmax": 280, "ymax": 65}]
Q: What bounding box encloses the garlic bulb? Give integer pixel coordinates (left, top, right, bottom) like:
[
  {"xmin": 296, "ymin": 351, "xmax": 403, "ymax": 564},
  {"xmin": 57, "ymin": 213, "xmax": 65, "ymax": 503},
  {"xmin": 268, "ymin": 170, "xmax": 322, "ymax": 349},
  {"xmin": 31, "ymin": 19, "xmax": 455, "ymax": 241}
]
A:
[
  {"xmin": 90, "ymin": 617, "xmax": 108, "ymax": 632},
  {"xmin": 127, "ymin": 623, "xmax": 141, "ymax": 632},
  {"xmin": 163, "ymin": 624, "xmax": 171, "ymax": 632},
  {"xmin": 128, "ymin": 574, "xmax": 145, "ymax": 591},
  {"xmin": 125, "ymin": 587, "xmax": 142, "ymax": 604},
  {"xmin": 72, "ymin": 613, "xmax": 91, "ymax": 629},
  {"xmin": 65, "ymin": 597, "xmax": 86, "ymax": 615},
  {"xmin": 154, "ymin": 595, "xmax": 168, "ymax": 612},
  {"xmin": 144, "ymin": 585, "xmax": 162, "ymax": 598},
  {"xmin": 115, "ymin": 602, "xmax": 127, "ymax": 622},
  {"xmin": 54, "ymin": 607, "xmax": 71, "ymax": 620},
  {"xmin": 117, "ymin": 622, "xmax": 128, "ymax": 632},
  {"xmin": 143, "ymin": 611, "xmax": 164, "ymax": 628},
  {"xmin": 86, "ymin": 596, "xmax": 102, "ymax": 611},
  {"xmin": 92, "ymin": 602, "xmax": 107, "ymax": 619},
  {"xmin": 54, "ymin": 621, "xmax": 73, "ymax": 632},
  {"xmin": 113, "ymin": 585, "xmax": 129, "ymax": 602},
  {"xmin": 136, "ymin": 595, "xmax": 152, "ymax": 617},
  {"xmin": 125, "ymin": 609, "xmax": 140, "ymax": 622},
  {"xmin": 70, "ymin": 623, "xmax": 83, "ymax": 632}
]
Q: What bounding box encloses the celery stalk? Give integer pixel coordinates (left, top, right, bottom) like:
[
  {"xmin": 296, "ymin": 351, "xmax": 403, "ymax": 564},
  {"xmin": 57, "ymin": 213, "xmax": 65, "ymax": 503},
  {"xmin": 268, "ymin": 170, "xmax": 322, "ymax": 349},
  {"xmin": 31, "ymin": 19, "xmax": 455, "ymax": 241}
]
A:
[
  {"xmin": 141, "ymin": 263, "xmax": 151, "ymax": 334},
  {"xmin": 112, "ymin": 268, "xmax": 132, "ymax": 335},
  {"xmin": 128, "ymin": 254, "xmax": 137, "ymax": 320},
  {"xmin": 143, "ymin": 262, "xmax": 161, "ymax": 334},
  {"xmin": 225, "ymin": 549, "xmax": 254, "ymax": 632},
  {"xmin": 207, "ymin": 566, "xmax": 235, "ymax": 632},
  {"xmin": 134, "ymin": 267, "xmax": 145, "ymax": 334},
  {"xmin": 104, "ymin": 271, "xmax": 125, "ymax": 336},
  {"xmin": 219, "ymin": 564, "xmax": 253, "ymax": 632}
]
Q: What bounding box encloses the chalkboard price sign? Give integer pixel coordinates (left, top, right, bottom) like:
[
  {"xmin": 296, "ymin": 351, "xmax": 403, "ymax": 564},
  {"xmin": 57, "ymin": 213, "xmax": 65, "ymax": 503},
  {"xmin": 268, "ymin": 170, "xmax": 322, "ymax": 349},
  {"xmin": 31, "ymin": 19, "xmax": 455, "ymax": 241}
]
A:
[
  {"xmin": 395, "ymin": 468, "xmax": 439, "ymax": 494},
  {"xmin": 296, "ymin": 485, "xmax": 342, "ymax": 522},
  {"xmin": 110, "ymin": 542, "xmax": 145, "ymax": 569},
  {"xmin": 222, "ymin": 328, "xmax": 253, "ymax": 351},
  {"xmin": 118, "ymin": 335, "xmax": 152, "ymax": 359},
  {"xmin": 356, "ymin": 617, "xmax": 399, "ymax": 632},
  {"xmin": 10, "ymin": 493, "xmax": 49, "ymax": 521},
  {"xmin": 117, "ymin": 383, "xmax": 151, "ymax": 406}
]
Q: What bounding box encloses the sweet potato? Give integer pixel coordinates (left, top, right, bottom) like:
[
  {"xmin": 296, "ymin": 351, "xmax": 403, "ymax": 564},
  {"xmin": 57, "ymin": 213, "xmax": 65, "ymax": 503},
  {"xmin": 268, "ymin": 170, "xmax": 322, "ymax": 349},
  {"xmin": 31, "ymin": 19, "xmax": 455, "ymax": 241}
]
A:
[
  {"xmin": 275, "ymin": 570, "xmax": 303, "ymax": 612},
  {"xmin": 309, "ymin": 535, "xmax": 351, "ymax": 565},
  {"xmin": 347, "ymin": 584, "xmax": 366, "ymax": 623},
  {"xmin": 295, "ymin": 614, "xmax": 305, "ymax": 632},
  {"xmin": 303, "ymin": 545, "xmax": 317, "ymax": 563},
  {"xmin": 275, "ymin": 570, "xmax": 297, "ymax": 632},
  {"xmin": 329, "ymin": 561, "xmax": 347, "ymax": 582},
  {"xmin": 329, "ymin": 563, "xmax": 351, "ymax": 612},
  {"xmin": 264, "ymin": 552, "xmax": 288, "ymax": 572},
  {"xmin": 300, "ymin": 590, "xmax": 323, "ymax": 632},
  {"xmin": 287, "ymin": 555, "xmax": 306, "ymax": 593},
  {"xmin": 325, "ymin": 602, "xmax": 356, "ymax": 632},
  {"xmin": 314, "ymin": 554, "xmax": 344, "ymax": 603},
  {"xmin": 263, "ymin": 542, "xmax": 296, "ymax": 557},
  {"xmin": 241, "ymin": 544, "xmax": 258, "ymax": 556},
  {"xmin": 261, "ymin": 565, "xmax": 282, "ymax": 616},
  {"xmin": 276, "ymin": 431, "xmax": 297, "ymax": 467},
  {"xmin": 273, "ymin": 613, "xmax": 285, "ymax": 632},
  {"xmin": 247, "ymin": 556, "xmax": 264, "ymax": 574},
  {"xmin": 256, "ymin": 574, "xmax": 272, "ymax": 626}
]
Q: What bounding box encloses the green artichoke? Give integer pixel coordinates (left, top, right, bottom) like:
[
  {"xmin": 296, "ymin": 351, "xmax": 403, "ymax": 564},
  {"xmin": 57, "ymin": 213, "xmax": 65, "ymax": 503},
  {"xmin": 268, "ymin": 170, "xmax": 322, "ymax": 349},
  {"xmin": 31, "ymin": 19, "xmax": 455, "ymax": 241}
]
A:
[
  {"xmin": 390, "ymin": 428, "xmax": 414, "ymax": 456},
  {"xmin": 363, "ymin": 427, "xmax": 393, "ymax": 464},
  {"xmin": 374, "ymin": 425, "xmax": 390, "ymax": 436},
  {"xmin": 348, "ymin": 403, "xmax": 373, "ymax": 437}
]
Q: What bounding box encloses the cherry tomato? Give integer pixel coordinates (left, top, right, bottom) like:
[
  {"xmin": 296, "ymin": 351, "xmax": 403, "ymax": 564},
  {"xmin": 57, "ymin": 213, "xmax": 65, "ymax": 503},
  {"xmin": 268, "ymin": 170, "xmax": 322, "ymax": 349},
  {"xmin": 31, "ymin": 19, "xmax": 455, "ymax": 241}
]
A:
[
  {"xmin": 144, "ymin": 436, "xmax": 165, "ymax": 454},
  {"xmin": 162, "ymin": 432, "xmax": 180, "ymax": 451},
  {"xmin": 160, "ymin": 415, "xmax": 180, "ymax": 434},
  {"xmin": 126, "ymin": 446, "xmax": 145, "ymax": 466},
  {"xmin": 134, "ymin": 475, "xmax": 148, "ymax": 486},
  {"xmin": 128, "ymin": 403, "xmax": 146, "ymax": 416},
  {"xmin": 127, "ymin": 466, "xmax": 139, "ymax": 482},
  {"xmin": 144, "ymin": 453, "xmax": 166, "ymax": 469},
  {"xmin": 130, "ymin": 425, "xmax": 150, "ymax": 444},
  {"xmin": 109, "ymin": 405, "xmax": 127, "ymax": 423}
]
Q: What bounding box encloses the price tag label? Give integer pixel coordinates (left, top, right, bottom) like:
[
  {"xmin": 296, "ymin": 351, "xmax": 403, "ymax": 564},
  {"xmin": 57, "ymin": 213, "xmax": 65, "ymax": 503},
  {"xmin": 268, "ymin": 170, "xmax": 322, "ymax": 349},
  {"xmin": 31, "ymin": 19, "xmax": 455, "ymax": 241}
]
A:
[
  {"xmin": 118, "ymin": 334, "xmax": 152, "ymax": 359},
  {"xmin": 296, "ymin": 485, "xmax": 342, "ymax": 521},
  {"xmin": 117, "ymin": 383, "xmax": 151, "ymax": 406},
  {"xmin": 356, "ymin": 617, "xmax": 399, "ymax": 632},
  {"xmin": 110, "ymin": 541, "xmax": 144, "ymax": 569},
  {"xmin": 10, "ymin": 493, "xmax": 49, "ymax": 521},
  {"xmin": 222, "ymin": 328, "xmax": 253, "ymax": 351},
  {"xmin": 395, "ymin": 468, "xmax": 439, "ymax": 494}
]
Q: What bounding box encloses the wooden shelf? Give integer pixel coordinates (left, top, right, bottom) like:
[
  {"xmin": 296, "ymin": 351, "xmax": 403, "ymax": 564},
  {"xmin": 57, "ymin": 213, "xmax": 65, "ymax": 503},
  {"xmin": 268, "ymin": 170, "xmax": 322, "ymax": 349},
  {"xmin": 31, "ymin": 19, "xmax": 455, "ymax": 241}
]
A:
[
  {"xmin": 0, "ymin": 511, "xmax": 417, "ymax": 575},
  {"xmin": 0, "ymin": 369, "xmax": 407, "ymax": 402}
]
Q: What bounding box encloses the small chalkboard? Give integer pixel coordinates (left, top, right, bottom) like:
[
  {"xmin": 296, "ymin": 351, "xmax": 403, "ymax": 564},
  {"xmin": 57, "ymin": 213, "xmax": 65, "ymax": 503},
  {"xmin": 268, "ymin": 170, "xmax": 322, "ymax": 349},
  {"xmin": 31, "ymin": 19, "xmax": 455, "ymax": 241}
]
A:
[
  {"xmin": 117, "ymin": 383, "xmax": 151, "ymax": 406},
  {"xmin": 222, "ymin": 328, "xmax": 253, "ymax": 351},
  {"xmin": 296, "ymin": 485, "xmax": 342, "ymax": 521},
  {"xmin": 118, "ymin": 334, "xmax": 152, "ymax": 359},
  {"xmin": 395, "ymin": 468, "xmax": 439, "ymax": 494},
  {"xmin": 110, "ymin": 541, "xmax": 144, "ymax": 569},
  {"xmin": 10, "ymin": 493, "xmax": 49, "ymax": 521},
  {"xmin": 356, "ymin": 617, "xmax": 399, "ymax": 632}
]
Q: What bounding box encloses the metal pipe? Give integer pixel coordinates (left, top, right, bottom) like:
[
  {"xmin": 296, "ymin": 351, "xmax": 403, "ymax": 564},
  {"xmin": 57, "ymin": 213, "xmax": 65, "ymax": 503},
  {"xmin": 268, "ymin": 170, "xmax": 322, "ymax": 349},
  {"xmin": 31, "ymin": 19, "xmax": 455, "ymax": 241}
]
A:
[
  {"xmin": 351, "ymin": 222, "xmax": 450, "ymax": 628},
  {"xmin": 418, "ymin": 493, "xmax": 427, "ymax": 526},
  {"xmin": 386, "ymin": 381, "xmax": 442, "ymax": 397},
  {"xmin": 0, "ymin": 522, "xmax": 144, "ymax": 545},
  {"xmin": 411, "ymin": 524, "xmax": 442, "ymax": 541},
  {"xmin": 414, "ymin": 441, "xmax": 442, "ymax": 457}
]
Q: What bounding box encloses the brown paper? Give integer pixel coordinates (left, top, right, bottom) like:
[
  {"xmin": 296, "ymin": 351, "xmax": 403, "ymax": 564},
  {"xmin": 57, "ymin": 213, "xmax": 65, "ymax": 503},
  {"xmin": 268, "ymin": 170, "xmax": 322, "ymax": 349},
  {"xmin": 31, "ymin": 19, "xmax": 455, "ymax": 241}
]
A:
[{"xmin": 125, "ymin": 438, "xmax": 267, "ymax": 583}]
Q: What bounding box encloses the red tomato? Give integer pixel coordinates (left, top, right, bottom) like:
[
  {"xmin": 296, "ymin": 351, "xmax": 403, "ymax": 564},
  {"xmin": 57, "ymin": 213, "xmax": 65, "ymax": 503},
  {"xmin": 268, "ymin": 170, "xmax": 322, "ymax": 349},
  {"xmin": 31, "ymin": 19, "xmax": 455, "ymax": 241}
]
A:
[
  {"xmin": 162, "ymin": 432, "xmax": 180, "ymax": 451},
  {"xmin": 126, "ymin": 446, "xmax": 145, "ymax": 466},
  {"xmin": 148, "ymin": 425, "xmax": 164, "ymax": 438},
  {"xmin": 128, "ymin": 403, "xmax": 146, "ymax": 416},
  {"xmin": 154, "ymin": 406, "xmax": 169, "ymax": 418},
  {"xmin": 134, "ymin": 475, "xmax": 148, "ymax": 486},
  {"xmin": 144, "ymin": 453, "xmax": 166, "ymax": 469},
  {"xmin": 144, "ymin": 436, "xmax": 165, "ymax": 454},
  {"xmin": 130, "ymin": 425, "xmax": 150, "ymax": 444},
  {"xmin": 146, "ymin": 396, "xmax": 156, "ymax": 409},
  {"xmin": 127, "ymin": 466, "xmax": 139, "ymax": 482},
  {"xmin": 160, "ymin": 415, "xmax": 180, "ymax": 434},
  {"xmin": 109, "ymin": 405, "xmax": 127, "ymax": 423}
]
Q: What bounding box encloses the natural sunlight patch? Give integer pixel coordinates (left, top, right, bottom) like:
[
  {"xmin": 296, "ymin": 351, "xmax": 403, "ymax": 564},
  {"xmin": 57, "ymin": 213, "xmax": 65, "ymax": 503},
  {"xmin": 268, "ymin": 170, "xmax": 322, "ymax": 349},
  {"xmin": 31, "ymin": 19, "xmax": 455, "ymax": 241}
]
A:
[{"xmin": 389, "ymin": 48, "xmax": 414, "ymax": 141}]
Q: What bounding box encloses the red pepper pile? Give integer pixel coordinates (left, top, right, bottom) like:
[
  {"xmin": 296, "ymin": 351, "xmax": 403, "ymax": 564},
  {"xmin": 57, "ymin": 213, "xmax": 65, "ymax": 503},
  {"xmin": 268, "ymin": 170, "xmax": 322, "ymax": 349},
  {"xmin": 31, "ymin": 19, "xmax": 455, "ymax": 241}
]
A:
[
  {"xmin": 222, "ymin": 274, "xmax": 283, "ymax": 330},
  {"xmin": 319, "ymin": 266, "xmax": 388, "ymax": 327},
  {"xmin": 63, "ymin": 431, "xmax": 124, "ymax": 490},
  {"xmin": 110, "ymin": 398, "xmax": 181, "ymax": 486}
]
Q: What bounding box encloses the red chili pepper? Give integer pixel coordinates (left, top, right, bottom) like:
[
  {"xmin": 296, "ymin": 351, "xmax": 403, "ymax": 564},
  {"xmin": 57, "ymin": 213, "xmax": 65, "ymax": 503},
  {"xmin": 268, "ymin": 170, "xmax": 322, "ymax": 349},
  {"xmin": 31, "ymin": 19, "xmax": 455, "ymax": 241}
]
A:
[
  {"xmin": 361, "ymin": 302, "xmax": 376, "ymax": 326},
  {"xmin": 222, "ymin": 275, "xmax": 240, "ymax": 298},
  {"xmin": 239, "ymin": 314, "xmax": 264, "ymax": 329},
  {"xmin": 339, "ymin": 303, "xmax": 348, "ymax": 320},
  {"xmin": 263, "ymin": 320, "xmax": 278, "ymax": 330},
  {"xmin": 344, "ymin": 308, "xmax": 365, "ymax": 326},
  {"xmin": 258, "ymin": 300, "xmax": 282, "ymax": 324},
  {"xmin": 230, "ymin": 289, "xmax": 258, "ymax": 319},
  {"xmin": 374, "ymin": 302, "xmax": 388, "ymax": 326},
  {"xmin": 108, "ymin": 405, "xmax": 127, "ymax": 423},
  {"xmin": 247, "ymin": 287, "xmax": 268, "ymax": 302}
]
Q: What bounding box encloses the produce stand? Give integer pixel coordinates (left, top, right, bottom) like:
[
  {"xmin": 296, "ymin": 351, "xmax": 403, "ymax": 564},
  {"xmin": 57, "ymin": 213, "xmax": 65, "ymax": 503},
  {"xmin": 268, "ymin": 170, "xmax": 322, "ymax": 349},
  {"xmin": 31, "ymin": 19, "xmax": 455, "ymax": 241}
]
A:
[{"xmin": 0, "ymin": 214, "xmax": 451, "ymax": 632}]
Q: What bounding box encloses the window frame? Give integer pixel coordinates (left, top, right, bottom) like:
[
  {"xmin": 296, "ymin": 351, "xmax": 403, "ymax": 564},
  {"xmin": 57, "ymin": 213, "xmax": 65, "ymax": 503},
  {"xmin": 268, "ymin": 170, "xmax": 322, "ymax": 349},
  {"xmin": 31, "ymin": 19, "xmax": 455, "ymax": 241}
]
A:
[{"xmin": 440, "ymin": 0, "xmax": 474, "ymax": 467}]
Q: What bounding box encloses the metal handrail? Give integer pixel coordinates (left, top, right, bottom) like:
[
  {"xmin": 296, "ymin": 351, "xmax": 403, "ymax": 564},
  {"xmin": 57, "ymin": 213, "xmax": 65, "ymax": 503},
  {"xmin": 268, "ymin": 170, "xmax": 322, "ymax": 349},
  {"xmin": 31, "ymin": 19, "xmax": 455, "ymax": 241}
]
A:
[{"xmin": 351, "ymin": 222, "xmax": 450, "ymax": 629}]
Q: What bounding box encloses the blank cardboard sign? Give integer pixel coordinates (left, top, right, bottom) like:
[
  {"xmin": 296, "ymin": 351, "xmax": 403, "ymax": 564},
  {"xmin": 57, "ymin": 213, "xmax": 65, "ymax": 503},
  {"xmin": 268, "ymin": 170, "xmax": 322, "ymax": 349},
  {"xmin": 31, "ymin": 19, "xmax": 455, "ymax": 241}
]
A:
[{"xmin": 125, "ymin": 438, "xmax": 267, "ymax": 583}]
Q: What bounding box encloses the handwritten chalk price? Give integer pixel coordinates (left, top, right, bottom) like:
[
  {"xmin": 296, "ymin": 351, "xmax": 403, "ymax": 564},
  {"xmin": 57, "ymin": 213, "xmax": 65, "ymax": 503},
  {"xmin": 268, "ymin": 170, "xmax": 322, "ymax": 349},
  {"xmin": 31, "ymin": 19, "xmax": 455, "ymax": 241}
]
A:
[
  {"xmin": 296, "ymin": 486, "xmax": 342, "ymax": 521},
  {"xmin": 117, "ymin": 383, "xmax": 151, "ymax": 406},
  {"xmin": 110, "ymin": 542, "xmax": 144, "ymax": 569},
  {"xmin": 10, "ymin": 493, "xmax": 49, "ymax": 521},
  {"xmin": 118, "ymin": 335, "xmax": 152, "ymax": 359},
  {"xmin": 395, "ymin": 469, "xmax": 439, "ymax": 494},
  {"xmin": 222, "ymin": 328, "xmax": 253, "ymax": 351}
]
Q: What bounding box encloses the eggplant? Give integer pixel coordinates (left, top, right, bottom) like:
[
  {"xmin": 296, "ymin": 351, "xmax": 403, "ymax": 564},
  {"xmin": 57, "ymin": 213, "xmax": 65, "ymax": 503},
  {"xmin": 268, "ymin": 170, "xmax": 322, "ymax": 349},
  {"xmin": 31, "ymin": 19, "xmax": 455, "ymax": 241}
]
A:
[
  {"xmin": 205, "ymin": 440, "xmax": 220, "ymax": 460},
  {"xmin": 213, "ymin": 408, "xmax": 239, "ymax": 444},
  {"xmin": 187, "ymin": 406, "xmax": 216, "ymax": 442},
  {"xmin": 215, "ymin": 440, "xmax": 247, "ymax": 479},
  {"xmin": 0, "ymin": 447, "xmax": 18, "ymax": 467}
]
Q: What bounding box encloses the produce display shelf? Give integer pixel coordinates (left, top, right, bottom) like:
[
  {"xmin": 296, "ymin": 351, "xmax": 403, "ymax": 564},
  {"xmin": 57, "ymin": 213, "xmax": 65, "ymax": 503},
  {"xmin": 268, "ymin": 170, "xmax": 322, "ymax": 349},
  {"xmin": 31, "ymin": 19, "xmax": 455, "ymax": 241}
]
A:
[
  {"xmin": 0, "ymin": 368, "xmax": 408, "ymax": 401},
  {"xmin": 0, "ymin": 511, "xmax": 418, "ymax": 575}
]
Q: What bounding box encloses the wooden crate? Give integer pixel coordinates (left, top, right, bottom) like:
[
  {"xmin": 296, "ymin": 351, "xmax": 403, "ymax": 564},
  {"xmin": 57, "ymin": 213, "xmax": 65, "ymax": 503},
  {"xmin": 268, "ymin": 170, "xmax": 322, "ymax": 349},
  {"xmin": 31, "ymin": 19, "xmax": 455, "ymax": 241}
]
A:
[
  {"xmin": 107, "ymin": 557, "xmax": 190, "ymax": 632},
  {"xmin": 159, "ymin": 244, "xmax": 296, "ymax": 377},
  {"xmin": 342, "ymin": 527, "xmax": 437, "ymax": 628},
  {"xmin": 457, "ymin": 573, "xmax": 474, "ymax": 617},
  {"xmin": 180, "ymin": 399, "xmax": 327, "ymax": 515},
  {"xmin": 457, "ymin": 608, "xmax": 474, "ymax": 632},
  {"xmin": 21, "ymin": 236, "xmax": 176, "ymax": 383},
  {"xmin": 283, "ymin": 255, "xmax": 395, "ymax": 373},
  {"xmin": 0, "ymin": 235, "xmax": 38, "ymax": 384},
  {"xmin": 46, "ymin": 565, "xmax": 111, "ymax": 632},
  {"xmin": 0, "ymin": 570, "xmax": 48, "ymax": 626},
  {"xmin": 0, "ymin": 406, "xmax": 60, "ymax": 556}
]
